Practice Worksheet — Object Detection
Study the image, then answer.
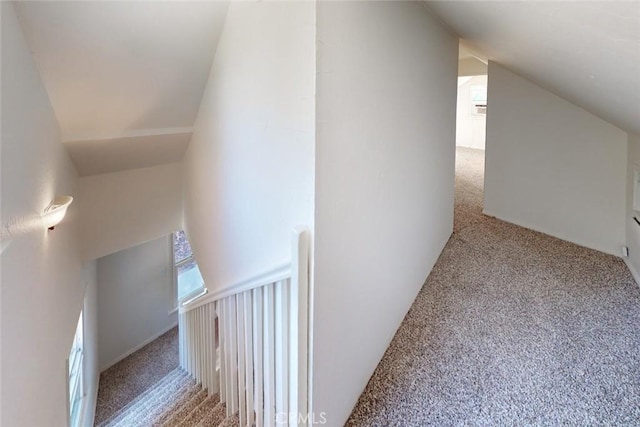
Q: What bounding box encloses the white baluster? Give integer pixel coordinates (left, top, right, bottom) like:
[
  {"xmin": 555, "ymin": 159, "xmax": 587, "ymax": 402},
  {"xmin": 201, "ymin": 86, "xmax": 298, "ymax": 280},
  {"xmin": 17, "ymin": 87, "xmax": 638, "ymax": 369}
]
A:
[
  {"xmin": 192, "ymin": 311, "xmax": 197, "ymax": 378},
  {"xmin": 178, "ymin": 313, "xmax": 182, "ymax": 368},
  {"xmin": 203, "ymin": 306, "xmax": 210, "ymax": 393},
  {"xmin": 201, "ymin": 307, "xmax": 206, "ymax": 386},
  {"xmin": 274, "ymin": 280, "xmax": 287, "ymax": 425},
  {"xmin": 253, "ymin": 288, "xmax": 265, "ymax": 427},
  {"xmin": 206, "ymin": 304, "xmax": 211, "ymax": 394},
  {"xmin": 281, "ymin": 280, "xmax": 290, "ymax": 425},
  {"xmin": 244, "ymin": 291, "xmax": 255, "ymax": 426},
  {"xmin": 219, "ymin": 300, "xmax": 227, "ymax": 404},
  {"xmin": 225, "ymin": 298, "xmax": 233, "ymax": 412},
  {"xmin": 238, "ymin": 293, "xmax": 247, "ymax": 426},
  {"xmin": 197, "ymin": 309, "xmax": 201, "ymax": 379},
  {"xmin": 264, "ymin": 283, "xmax": 276, "ymax": 427},
  {"xmin": 229, "ymin": 295, "xmax": 239, "ymax": 415},
  {"xmin": 212, "ymin": 303, "xmax": 220, "ymax": 394},
  {"xmin": 187, "ymin": 312, "xmax": 193, "ymax": 375}
]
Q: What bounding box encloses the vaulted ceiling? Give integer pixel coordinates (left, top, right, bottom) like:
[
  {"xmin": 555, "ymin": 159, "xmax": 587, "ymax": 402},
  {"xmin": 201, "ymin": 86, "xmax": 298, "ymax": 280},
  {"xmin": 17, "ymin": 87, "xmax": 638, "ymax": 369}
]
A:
[
  {"xmin": 14, "ymin": 1, "xmax": 229, "ymax": 176},
  {"xmin": 14, "ymin": 0, "xmax": 640, "ymax": 178},
  {"xmin": 425, "ymin": 1, "xmax": 640, "ymax": 135}
]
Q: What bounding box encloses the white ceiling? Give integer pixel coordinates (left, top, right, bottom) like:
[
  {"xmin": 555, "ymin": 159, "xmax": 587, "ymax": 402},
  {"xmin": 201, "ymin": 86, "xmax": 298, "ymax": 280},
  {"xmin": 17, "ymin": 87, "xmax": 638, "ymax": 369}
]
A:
[
  {"xmin": 14, "ymin": 1, "xmax": 228, "ymax": 175},
  {"xmin": 65, "ymin": 129, "xmax": 192, "ymax": 177},
  {"xmin": 426, "ymin": 1, "xmax": 640, "ymax": 135}
]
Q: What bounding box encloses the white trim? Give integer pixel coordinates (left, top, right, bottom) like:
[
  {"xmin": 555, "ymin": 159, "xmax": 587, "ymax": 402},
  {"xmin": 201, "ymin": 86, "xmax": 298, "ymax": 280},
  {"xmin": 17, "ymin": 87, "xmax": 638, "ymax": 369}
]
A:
[
  {"xmin": 170, "ymin": 233, "xmax": 178, "ymax": 311},
  {"xmin": 66, "ymin": 358, "xmax": 71, "ymax": 427},
  {"xmin": 180, "ymin": 263, "xmax": 292, "ymax": 313},
  {"xmin": 99, "ymin": 322, "xmax": 178, "ymax": 372},
  {"xmin": 79, "ymin": 376, "xmax": 99, "ymax": 427},
  {"xmin": 482, "ymin": 208, "xmax": 621, "ymax": 257},
  {"xmin": 181, "ymin": 288, "xmax": 208, "ymax": 306},
  {"xmin": 624, "ymin": 258, "xmax": 640, "ymax": 289},
  {"xmin": 63, "ymin": 126, "xmax": 193, "ymax": 143}
]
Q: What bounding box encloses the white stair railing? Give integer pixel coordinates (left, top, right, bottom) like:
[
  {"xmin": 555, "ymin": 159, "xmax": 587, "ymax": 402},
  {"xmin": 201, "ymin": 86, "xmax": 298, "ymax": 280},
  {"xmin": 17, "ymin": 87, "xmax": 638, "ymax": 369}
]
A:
[{"xmin": 178, "ymin": 228, "xmax": 310, "ymax": 427}]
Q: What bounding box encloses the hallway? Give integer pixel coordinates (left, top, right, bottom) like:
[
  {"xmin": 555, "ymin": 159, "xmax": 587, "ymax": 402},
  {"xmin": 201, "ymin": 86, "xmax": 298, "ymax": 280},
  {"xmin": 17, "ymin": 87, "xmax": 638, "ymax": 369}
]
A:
[{"xmin": 347, "ymin": 147, "xmax": 640, "ymax": 425}]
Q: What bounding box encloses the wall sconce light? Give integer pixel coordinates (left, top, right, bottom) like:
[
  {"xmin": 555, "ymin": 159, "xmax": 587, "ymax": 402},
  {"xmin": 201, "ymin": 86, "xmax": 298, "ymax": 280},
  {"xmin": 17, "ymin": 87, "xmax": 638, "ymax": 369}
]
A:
[{"xmin": 42, "ymin": 195, "xmax": 73, "ymax": 231}]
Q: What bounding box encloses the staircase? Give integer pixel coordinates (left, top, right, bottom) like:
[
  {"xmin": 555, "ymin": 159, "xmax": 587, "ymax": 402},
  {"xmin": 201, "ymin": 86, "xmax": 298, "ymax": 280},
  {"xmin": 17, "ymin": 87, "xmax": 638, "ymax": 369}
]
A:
[
  {"xmin": 98, "ymin": 227, "xmax": 312, "ymax": 427},
  {"xmin": 97, "ymin": 228, "xmax": 310, "ymax": 427},
  {"xmin": 176, "ymin": 227, "xmax": 311, "ymax": 427},
  {"xmin": 97, "ymin": 368, "xmax": 237, "ymax": 427}
]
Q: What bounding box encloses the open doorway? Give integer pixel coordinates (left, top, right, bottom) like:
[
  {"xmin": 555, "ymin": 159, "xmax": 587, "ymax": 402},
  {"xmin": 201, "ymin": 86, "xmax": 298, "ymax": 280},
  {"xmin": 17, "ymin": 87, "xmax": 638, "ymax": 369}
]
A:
[{"xmin": 455, "ymin": 43, "xmax": 488, "ymax": 233}]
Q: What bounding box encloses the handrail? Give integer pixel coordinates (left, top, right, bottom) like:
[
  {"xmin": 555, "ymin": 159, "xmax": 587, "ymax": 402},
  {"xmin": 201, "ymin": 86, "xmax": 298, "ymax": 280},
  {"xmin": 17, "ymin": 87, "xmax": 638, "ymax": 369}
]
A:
[{"xmin": 179, "ymin": 262, "xmax": 292, "ymax": 313}]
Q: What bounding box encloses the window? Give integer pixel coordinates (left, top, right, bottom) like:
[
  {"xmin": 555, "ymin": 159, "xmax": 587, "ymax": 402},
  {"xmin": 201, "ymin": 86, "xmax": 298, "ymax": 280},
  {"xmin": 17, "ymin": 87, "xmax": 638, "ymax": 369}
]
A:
[
  {"xmin": 68, "ymin": 311, "xmax": 84, "ymax": 427},
  {"xmin": 173, "ymin": 231, "xmax": 205, "ymax": 303},
  {"xmin": 470, "ymin": 84, "xmax": 487, "ymax": 115}
]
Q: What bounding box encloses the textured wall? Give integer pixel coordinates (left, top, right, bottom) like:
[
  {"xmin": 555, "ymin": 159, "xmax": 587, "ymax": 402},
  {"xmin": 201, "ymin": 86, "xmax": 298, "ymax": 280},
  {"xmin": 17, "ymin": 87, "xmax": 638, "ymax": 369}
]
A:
[{"xmin": 1, "ymin": 4, "xmax": 91, "ymax": 425}]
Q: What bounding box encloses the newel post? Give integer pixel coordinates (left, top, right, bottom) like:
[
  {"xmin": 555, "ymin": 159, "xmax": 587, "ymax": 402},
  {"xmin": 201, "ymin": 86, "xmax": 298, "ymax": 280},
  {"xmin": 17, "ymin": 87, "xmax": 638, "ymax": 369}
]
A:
[{"xmin": 289, "ymin": 226, "xmax": 310, "ymax": 426}]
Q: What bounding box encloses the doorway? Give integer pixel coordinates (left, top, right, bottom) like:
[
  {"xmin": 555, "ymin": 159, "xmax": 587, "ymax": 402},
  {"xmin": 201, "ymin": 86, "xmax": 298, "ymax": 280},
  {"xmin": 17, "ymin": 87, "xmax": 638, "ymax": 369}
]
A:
[{"xmin": 455, "ymin": 46, "xmax": 488, "ymax": 232}]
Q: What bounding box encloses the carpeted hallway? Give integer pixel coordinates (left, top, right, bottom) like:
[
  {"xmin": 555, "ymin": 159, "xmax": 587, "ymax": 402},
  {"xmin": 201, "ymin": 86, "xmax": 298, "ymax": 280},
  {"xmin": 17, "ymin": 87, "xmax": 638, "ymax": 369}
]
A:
[{"xmin": 347, "ymin": 147, "xmax": 640, "ymax": 426}]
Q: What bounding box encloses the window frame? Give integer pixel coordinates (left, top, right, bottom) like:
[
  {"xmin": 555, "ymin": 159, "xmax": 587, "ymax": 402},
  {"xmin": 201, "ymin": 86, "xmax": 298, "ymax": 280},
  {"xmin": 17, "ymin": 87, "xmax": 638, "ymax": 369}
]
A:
[
  {"xmin": 171, "ymin": 231, "xmax": 206, "ymax": 308},
  {"xmin": 67, "ymin": 310, "xmax": 84, "ymax": 427}
]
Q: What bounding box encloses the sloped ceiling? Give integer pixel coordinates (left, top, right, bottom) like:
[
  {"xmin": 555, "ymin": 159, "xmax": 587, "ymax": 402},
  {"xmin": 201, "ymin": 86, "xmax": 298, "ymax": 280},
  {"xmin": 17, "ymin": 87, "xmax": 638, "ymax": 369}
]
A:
[
  {"xmin": 14, "ymin": 1, "xmax": 229, "ymax": 176},
  {"xmin": 425, "ymin": 1, "xmax": 640, "ymax": 135},
  {"xmin": 459, "ymin": 43, "xmax": 487, "ymax": 77}
]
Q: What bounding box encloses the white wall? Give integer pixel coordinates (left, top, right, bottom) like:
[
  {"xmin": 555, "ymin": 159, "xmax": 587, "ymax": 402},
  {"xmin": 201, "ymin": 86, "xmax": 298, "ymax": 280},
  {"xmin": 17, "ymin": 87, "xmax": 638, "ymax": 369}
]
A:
[
  {"xmin": 484, "ymin": 62, "xmax": 627, "ymax": 256},
  {"xmin": 456, "ymin": 75, "xmax": 487, "ymax": 150},
  {"xmin": 1, "ymin": 4, "xmax": 94, "ymax": 425},
  {"xmin": 81, "ymin": 261, "xmax": 99, "ymax": 427},
  {"xmin": 626, "ymin": 133, "xmax": 640, "ymax": 282},
  {"xmin": 79, "ymin": 163, "xmax": 183, "ymax": 261},
  {"xmin": 183, "ymin": 2, "xmax": 316, "ymax": 291},
  {"xmin": 314, "ymin": 2, "xmax": 458, "ymax": 424},
  {"xmin": 97, "ymin": 235, "xmax": 177, "ymax": 370}
]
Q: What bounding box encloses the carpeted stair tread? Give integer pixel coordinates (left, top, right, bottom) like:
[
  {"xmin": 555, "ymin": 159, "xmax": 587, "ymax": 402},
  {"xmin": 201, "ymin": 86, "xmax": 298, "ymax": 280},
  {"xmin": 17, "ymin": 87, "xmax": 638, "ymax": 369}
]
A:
[
  {"xmin": 217, "ymin": 412, "xmax": 240, "ymax": 427},
  {"xmin": 98, "ymin": 368, "xmax": 186, "ymax": 427},
  {"xmin": 114, "ymin": 371, "xmax": 193, "ymax": 427},
  {"xmin": 95, "ymin": 328, "xmax": 180, "ymax": 425},
  {"xmin": 99, "ymin": 368, "xmax": 185, "ymax": 426},
  {"xmin": 194, "ymin": 402, "xmax": 227, "ymax": 427},
  {"xmin": 150, "ymin": 381, "xmax": 203, "ymax": 426},
  {"xmin": 134, "ymin": 375, "xmax": 200, "ymax": 426},
  {"xmin": 93, "ymin": 328, "xmax": 241, "ymax": 427},
  {"xmin": 160, "ymin": 388, "xmax": 208, "ymax": 427},
  {"xmin": 175, "ymin": 393, "xmax": 220, "ymax": 427}
]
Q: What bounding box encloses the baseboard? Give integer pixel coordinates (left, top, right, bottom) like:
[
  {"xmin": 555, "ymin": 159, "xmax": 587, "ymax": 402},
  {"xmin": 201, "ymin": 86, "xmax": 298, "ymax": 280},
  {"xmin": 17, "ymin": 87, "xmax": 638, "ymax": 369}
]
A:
[
  {"xmin": 481, "ymin": 209, "xmax": 620, "ymax": 257},
  {"xmin": 100, "ymin": 321, "xmax": 178, "ymax": 372},
  {"xmin": 623, "ymin": 258, "xmax": 640, "ymax": 288}
]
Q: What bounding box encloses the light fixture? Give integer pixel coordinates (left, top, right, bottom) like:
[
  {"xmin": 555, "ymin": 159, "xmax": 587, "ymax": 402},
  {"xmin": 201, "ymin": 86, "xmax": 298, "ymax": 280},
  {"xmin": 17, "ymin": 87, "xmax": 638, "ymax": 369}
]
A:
[{"xmin": 42, "ymin": 195, "xmax": 73, "ymax": 231}]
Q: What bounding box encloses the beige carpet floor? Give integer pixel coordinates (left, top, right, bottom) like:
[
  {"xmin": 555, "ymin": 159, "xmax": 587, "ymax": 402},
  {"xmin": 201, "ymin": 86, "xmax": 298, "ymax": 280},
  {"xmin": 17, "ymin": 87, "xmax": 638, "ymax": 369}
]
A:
[
  {"xmin": 347, "ymin": 147, "xmax": 640, "ymax": 426},
  {"xmin": 94, "ymin": 327, "xmax": 179, "ymax": 425}
]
